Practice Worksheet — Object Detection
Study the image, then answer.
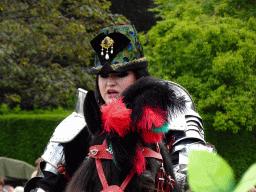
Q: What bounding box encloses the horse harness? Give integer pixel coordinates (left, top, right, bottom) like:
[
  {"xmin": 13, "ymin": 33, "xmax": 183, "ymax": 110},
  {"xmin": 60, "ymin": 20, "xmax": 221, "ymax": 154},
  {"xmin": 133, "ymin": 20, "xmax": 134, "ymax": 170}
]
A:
[{"xmin": 89, "ymin": 140, "xmax": 175, "ymax": 192}]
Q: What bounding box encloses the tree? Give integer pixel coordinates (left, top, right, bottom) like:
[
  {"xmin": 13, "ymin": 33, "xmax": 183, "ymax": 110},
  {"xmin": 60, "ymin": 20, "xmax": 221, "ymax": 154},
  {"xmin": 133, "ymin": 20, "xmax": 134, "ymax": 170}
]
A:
[
  {"xmin": 141, "ymin": 0, "xmax": 256, "ymax": 181},
  {"xmin": 141, "ymin": 0, "xmax": 256, "ymax": 133},
  {"xmin": 0, "ymin": 0, "xmax": 126, "ymax": 110}
]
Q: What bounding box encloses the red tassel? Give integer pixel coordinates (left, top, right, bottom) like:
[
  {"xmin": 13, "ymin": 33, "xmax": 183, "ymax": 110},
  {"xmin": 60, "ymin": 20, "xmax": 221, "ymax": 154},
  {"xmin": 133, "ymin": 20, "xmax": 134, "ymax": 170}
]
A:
[
  {"xmin": 137, "ymin": 106, "xmax": 167, "ymax": 143},
  {"xmin": 101, "ymin": 98, "xmax": 132, "ymax": 137},
  {"xmin": 133, "ymin": 148, "xmax": 146, "ymax": 175}
]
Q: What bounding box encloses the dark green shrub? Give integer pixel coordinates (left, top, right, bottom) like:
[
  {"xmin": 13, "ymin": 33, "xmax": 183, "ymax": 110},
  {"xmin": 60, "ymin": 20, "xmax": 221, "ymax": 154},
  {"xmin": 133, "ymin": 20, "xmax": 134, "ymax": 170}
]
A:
[{"xmin": 0, "ymin": 113, "xmax": 71, "ymax": 165}]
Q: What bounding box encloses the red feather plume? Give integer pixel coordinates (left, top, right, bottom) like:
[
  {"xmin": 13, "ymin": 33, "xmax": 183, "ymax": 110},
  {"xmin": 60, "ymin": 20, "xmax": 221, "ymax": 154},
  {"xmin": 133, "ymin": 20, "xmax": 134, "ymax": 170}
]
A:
[
  {"xmin": 141, "ymin": 130, "xmax": 165, "ymax": 144},
  {"xmin": 133, "ymin": 147, "xmax": 146, "ymax": 175},
  {"xmin": 101, "ymin": 98, "xmax": 132, "ymax": 137},
  {"xmin": 137, "ymin": 106, "xmax": 167, "ymax": 143}
]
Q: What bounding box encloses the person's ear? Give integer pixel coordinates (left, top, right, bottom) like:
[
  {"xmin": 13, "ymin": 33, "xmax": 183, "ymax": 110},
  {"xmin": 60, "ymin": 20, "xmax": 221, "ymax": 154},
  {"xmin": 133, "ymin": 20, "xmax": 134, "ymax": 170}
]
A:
[{"xmin": 83, "ymin": 90, "xmax": 103, "ymax": 136}]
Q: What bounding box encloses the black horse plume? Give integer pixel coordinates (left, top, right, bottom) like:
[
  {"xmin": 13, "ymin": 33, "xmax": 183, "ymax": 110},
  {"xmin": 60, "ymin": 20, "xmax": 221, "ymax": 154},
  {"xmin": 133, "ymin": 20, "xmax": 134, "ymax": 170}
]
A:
[
  {"xmin": 121, "ymin": 76, "xmax": 186, "ymax": 125},
  {"xmin": 99, "ymin": 76, "xmax": 187, "ymax": 175}
]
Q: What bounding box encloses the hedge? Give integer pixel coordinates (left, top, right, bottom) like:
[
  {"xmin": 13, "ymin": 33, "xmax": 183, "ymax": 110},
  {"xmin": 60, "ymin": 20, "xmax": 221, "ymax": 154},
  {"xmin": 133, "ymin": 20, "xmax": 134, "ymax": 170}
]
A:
[
  {"xmin": 0, "ymin": 113, "xmax": 71, "ymax": 166},
  {"xmin": 1, "ymin": 113, "xmax": 255, "ymax": 183}
]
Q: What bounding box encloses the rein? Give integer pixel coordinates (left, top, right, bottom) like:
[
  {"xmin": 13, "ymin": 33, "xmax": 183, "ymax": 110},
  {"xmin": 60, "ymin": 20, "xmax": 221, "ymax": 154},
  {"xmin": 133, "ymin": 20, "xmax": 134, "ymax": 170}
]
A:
[{"xmin": 89, "ymin": 140, "xmax": 175, "ymax": 192}]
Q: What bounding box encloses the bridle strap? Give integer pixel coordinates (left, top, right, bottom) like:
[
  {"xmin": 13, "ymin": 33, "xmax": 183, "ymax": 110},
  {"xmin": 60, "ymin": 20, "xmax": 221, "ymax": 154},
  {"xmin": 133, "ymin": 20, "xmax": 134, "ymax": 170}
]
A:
[
  {"xmin": 89, "ymin": 140, "xmax": 113, "ymax": 160},
  {"xmin": 90, "ymin": 141, "xmax": 163, "ymax": 161},
  {"xmin": 120, "ymin": 168, "xmax": 136, "ymax": 190},
  {"xmin": 95, "ymin": 159, "xmax": 109, "ymax": 189},
  {"xmin": 95, "ymin": 157, "xmax": 136, "ymax": 191},
  {"xmin": 156, "ymin": 163, "xmax": 175, "ymax": 192},
  {"xmin": 90, "ymin": 140, "xmax": 137, "ymax": 191},
  {"xmin": 142, "ymin": 146, "xmax": 162, "ymax": 160},
  {"xmin": 89, "ymin": 140, "xmax": 174, "ymax": 191}
]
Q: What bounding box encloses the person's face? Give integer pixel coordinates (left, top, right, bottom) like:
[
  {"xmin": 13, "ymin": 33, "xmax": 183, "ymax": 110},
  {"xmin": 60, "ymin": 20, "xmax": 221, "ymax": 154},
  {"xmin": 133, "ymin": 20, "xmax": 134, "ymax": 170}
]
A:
[{"xmin": 98, "ymin": 71, "xmax": 137, "ymax": 103}]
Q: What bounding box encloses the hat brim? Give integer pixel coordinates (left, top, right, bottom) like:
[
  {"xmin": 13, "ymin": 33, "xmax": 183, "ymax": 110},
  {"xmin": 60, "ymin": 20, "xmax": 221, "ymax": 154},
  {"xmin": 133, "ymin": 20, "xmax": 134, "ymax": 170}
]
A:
[{"xmin": 91, "ymin": 60, "xmax": 148, "ymax": 75}]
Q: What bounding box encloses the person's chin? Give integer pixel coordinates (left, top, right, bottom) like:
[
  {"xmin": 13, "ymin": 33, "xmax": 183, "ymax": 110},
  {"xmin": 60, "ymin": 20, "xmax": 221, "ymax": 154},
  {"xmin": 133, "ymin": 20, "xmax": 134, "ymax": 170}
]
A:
[{"xmin": 106, "ymin": 95, "xmax": 119, "ymax": 103}]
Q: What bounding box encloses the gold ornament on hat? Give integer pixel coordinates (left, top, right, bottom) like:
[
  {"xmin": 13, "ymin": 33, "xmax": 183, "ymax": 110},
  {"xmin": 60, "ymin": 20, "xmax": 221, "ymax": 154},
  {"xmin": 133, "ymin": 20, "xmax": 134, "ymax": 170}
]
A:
[{"xmin": 101, "ymin": 36, "xmax": 114, "ymax": 60}]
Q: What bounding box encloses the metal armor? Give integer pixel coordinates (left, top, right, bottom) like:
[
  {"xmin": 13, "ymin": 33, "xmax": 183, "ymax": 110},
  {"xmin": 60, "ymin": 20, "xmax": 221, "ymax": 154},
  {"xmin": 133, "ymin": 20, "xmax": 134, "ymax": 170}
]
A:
[
  {"xmin": 167, "ymin": 81, "xmax": 216, "ymax": 190},
  {"xmin": 24, "ymin": 88, "xmax": 88, "ymax": 192}
]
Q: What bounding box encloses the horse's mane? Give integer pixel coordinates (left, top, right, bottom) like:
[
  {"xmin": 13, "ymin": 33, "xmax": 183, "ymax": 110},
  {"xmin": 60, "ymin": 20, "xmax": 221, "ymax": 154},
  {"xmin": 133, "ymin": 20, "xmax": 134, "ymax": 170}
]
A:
[{"xmin": 62, "ymin": 127, "xmax": 91, "ymax": 177}]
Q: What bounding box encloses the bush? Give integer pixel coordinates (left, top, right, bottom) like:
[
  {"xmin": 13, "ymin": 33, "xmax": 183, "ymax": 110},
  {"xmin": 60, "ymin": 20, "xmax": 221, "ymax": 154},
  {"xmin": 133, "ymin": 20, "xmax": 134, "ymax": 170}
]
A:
[
  {"xmin": 143, "ymin": 0, "xmax": 256, "ymax": 133},
  {"xmin": 0, "ymin": 113, "xmax": 71, "ymax": 165},
  {"xmin": 0, "ymin": 103, "xmax": 72, "ymax": 115}
]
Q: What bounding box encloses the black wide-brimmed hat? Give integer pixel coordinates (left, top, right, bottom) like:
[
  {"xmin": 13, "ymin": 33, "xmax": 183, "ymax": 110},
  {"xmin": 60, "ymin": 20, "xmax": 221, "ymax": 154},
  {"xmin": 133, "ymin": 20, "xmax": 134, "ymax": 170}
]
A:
[{"xmin": 90, "ymin": 25, "xmax": 148, "ymax": 74}]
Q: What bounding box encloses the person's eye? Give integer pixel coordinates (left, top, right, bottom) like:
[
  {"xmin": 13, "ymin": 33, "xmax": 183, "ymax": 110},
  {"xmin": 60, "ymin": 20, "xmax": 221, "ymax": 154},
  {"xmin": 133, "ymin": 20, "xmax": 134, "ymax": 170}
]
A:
[
  {"xmin": 117, "ymin": 72, "xmax": 128, "ymax": 78},
  {"xmin": 100, "ymin": 74, "xmax": 108, "ymax": 78}
]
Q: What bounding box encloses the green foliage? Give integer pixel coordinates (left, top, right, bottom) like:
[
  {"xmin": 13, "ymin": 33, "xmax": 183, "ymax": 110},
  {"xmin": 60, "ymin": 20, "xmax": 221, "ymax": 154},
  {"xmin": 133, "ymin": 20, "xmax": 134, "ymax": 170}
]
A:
[
  {"xmin": 187, "ymin": 150, "xmax": 256, "ymax": 192},
  {"xmin": 215, "ymin": 0, "xmax": 256, "ymax": 21},
  {"xmin": 0, "ymin": 103, "xmax": 10, "ymax": 114},
  {"xmin": 0, "ymin": 0, "xmax": 126, "ymax": 110},
  {"xmin": 143, "ymin": 0, "xmax": 256, "ymax": 134},
  {"xmin": 204, "ymin": 128, "xmax": 256, "ymax": 184},
  {"xmin": 0, "ymin": 113, "xmax": 71, "ymax": 165},
  {"xmin": 188, "ymin": 150, "xmax": 235, "ymax": 191},
  {"xmin": 151, "ymin": 0, "xmax": 256, "ymax": 21},
  {"xmin": 234, "ymin": 163, "xmax": 256, "ymax": 192},
  {"xmin": 0, "ymin": 103, "xmax": 72, "ymax": 115},
  {"xmin": 143, "ymin": 0, "xmax": 256, "ymax": 181}
]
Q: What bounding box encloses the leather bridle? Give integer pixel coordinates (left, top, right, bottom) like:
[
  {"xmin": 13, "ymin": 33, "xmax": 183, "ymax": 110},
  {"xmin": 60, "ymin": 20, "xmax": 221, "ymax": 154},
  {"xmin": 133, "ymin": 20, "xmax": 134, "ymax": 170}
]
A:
[{"xmin": 89, "ymin": 140, "xmax": 175, "ymax": 192}]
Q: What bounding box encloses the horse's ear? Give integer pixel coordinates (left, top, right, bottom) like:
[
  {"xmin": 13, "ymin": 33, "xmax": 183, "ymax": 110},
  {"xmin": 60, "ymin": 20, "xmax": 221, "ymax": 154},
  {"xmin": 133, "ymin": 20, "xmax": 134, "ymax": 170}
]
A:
[{"xmin": 83, "ymin": 90, "xmax": 102, "ymax": 136}]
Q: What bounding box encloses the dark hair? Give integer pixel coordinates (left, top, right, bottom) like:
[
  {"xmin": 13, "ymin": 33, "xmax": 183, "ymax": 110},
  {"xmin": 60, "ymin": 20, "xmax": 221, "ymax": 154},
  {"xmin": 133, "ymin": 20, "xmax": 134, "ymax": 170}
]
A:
[{"xmin": 95, "ymin": 68, "xmax": 151, "ymax": 106}]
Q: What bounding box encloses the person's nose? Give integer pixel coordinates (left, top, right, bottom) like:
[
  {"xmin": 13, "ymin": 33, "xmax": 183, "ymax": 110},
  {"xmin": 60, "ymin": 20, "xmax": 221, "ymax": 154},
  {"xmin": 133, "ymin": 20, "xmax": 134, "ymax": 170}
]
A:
[{"xmin": 107, "ymin": 76, "xmax": 117, "ymax": 86}]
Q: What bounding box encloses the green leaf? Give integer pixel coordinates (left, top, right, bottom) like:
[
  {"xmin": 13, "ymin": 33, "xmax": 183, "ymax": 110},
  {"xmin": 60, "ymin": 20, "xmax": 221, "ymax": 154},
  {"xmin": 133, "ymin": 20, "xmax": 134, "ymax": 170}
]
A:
[
  {"xmin": 233, "ymin": 163, "xmax": 256, "ymax": 192},
  {"xmin": 187, "ymin": 150, "xmax": 235, "ymax": 192}
]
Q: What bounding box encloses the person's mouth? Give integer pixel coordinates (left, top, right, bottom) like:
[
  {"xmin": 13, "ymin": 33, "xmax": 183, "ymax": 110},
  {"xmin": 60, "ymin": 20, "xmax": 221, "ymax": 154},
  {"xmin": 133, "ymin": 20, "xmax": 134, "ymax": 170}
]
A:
[{"xmin": 107, "ymin": 89, "xmax": 119, "ymax": 98}]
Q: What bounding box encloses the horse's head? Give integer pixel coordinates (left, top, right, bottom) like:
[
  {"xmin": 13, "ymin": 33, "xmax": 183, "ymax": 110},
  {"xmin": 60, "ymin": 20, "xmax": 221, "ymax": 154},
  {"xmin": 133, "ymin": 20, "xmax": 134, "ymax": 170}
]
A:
[{"xmin": 66, "ymin": 77, "xmax": 185, "ymax": 192}]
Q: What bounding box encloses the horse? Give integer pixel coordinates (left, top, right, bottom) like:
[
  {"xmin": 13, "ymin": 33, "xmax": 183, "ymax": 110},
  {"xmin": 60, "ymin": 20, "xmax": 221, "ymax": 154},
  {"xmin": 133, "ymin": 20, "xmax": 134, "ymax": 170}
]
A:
[{"xmin": 65, "ymin": 77, "xmax": 185, "ymax": 192}]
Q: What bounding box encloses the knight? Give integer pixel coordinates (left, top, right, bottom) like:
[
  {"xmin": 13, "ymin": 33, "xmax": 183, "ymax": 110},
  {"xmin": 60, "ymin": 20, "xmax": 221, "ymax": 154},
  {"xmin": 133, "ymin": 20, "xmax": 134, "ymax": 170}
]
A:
[{"xmin": 24, "ymin": 25, "xmax": 215, "ymax": 192}]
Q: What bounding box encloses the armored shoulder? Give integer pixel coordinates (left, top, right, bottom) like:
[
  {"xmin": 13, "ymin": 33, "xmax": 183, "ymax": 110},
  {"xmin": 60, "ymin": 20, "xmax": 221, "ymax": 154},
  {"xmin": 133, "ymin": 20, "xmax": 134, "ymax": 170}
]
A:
[
  {"xmin": 25, "ymin": 88, "xmax": 89, "ymax": 192},
  {"xmin": 167, "ymin": 81, "xmax": 203, "ymax": 133},
  {"xmin": 42, "ymin": 88, "xmax": 88, "ymax": 175},
  {"xmin": 50, "ymin": 88, "xmax": 87, "ymax": 143},
  {"xmin": 165, "ymin": 81, "xmax": 216, "ymax": 190}
]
